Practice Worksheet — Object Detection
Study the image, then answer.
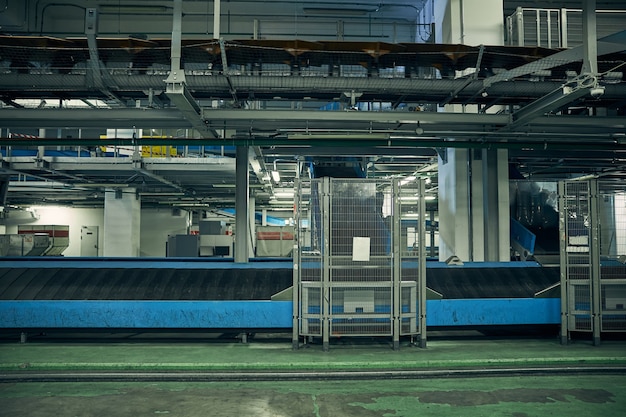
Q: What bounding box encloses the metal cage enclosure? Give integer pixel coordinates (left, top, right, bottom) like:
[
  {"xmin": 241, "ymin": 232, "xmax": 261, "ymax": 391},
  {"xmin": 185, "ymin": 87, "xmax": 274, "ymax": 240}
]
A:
[
  {"xmin": 559, "ymin": 179, "xmax": 626, "ymax": 345},
  {"xmin": 292, "ymin": 177, "xmax": 426, "ymax": 350}
]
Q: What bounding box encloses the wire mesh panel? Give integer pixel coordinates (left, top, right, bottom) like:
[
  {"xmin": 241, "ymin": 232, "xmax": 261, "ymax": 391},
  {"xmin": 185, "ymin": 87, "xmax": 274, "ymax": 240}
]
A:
[
  {"xmin": 598, "ymin": 184, "xmax": 626, "ymax": 332},
  {"xmin": 328, "ymin": 179, "xmax": 394, "ymax": 339},
  {"xmin": 294, "ymin": 180, "xmax": 323, "ymax": 338},
  {"xmin": 294, "ymin": 177, "xmax": 425, "ymax": 350},
  {"xmin": 559, "ymin": 180, "xmax": 596, "ymax": 341},
  {"xmin": 397, "ymin": 182, "xmax": 425, "ymax": 340},
  {"xmin": 560, "ymin": 180, "xmax": 626, "ymax": 344}
]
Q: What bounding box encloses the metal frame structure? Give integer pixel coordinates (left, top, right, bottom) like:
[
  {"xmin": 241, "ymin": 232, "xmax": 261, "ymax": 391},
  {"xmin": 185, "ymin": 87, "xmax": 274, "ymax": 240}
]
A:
[
  {"xmin": 559, "ymin": 179, "xmax": 626, "ymax": 345},
  {"xmin": 293, "ymin": 177, "xmax": 426, "ymax": 350}
]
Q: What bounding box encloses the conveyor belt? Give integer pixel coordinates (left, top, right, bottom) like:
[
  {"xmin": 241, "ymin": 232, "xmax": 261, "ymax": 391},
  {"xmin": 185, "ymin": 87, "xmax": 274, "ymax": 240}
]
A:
[
  {"xmin": 0, "ymin": 259, "xmax": 561, "ymax": 301},
  {"xmin": 0, "ymin": 259, "xmax": 567, "ymax": 330},
  {"xmin": 0, "ymin": 261, "xmax": 293, "ymax": 301},
  {"xmin": 426, "ymin": 265, "xmax": 560, "ymax": 299}
]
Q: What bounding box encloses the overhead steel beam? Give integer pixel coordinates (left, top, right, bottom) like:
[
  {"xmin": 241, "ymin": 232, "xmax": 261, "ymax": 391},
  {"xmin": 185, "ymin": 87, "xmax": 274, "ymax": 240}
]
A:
[
  {"xmin": 441, "ymin": 44, "xmax": 485, "ymax": 106},
  {"xmin": 219, "ymin": 38, "xmax": 239, "ymax": 106},
  {"xmin": 507, "ymin": 76, "xmax": 598, "ymax": 129},
  {"xmin": 0, "ymin": 134, "xmax": 622, "ymax": 151},
  {"xmin": 199, "ymin": 109, "xmax": 511, "ymax": 126},
  {"xmin": 165, "ymin": 0, "xmax": 219, "ymax": 139},
  {"xmin": 483, "ymin": 30, "xmax": 626, "ymax": 89},
  {"xmin": 0, "ymin": 108, "xmax": 624, "ymax": 135},
  {"xmin": 248, "ymin": 146, "xmax": 273, "ymax": 193},
  {"xmin": 581, "ymin": 0, "xmax": 598, "ymax": 75},
  {"xmin": 84, "ymin": 8, "xmax": 124, "ymax": 106},
  {"xmin": 6, "ymin": 157, "xmax": 237, "ymax": 178},
  {"xmin": 1, "ymin": 98, "xmax": 24, "ymax": 108},
  {"xmin": 3, "ymin": 74, "xmax": 625, "ymax": 106},
  {"xmin": 133, "ymin": 162, "xmax": 187, "ymax": 193},
  {"xmin": 31, "ymin": 160, "xmax": 95, "ymax": 183},
  {"xmin": 0, "ymin": 109, "xmax": 192, "ymax": 129}
]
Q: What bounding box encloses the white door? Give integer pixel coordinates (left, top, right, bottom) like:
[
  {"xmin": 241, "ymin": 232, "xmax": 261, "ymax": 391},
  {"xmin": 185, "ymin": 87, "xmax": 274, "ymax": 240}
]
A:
[{"xmin": 80, "ymin": 225, "xmax": 99, "ymax": 257}]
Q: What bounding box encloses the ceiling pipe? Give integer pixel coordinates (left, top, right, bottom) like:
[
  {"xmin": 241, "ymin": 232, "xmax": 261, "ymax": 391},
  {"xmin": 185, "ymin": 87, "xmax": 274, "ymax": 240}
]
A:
[{"xmin": 0, "ymin": 135, "xmax": 622, "ymax": 151}]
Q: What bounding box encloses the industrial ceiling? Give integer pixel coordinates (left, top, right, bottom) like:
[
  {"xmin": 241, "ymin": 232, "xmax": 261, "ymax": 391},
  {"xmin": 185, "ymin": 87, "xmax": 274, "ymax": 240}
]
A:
[{"xmin": 0, "ymin": 0, "xmax": 624, "ymax": 211}]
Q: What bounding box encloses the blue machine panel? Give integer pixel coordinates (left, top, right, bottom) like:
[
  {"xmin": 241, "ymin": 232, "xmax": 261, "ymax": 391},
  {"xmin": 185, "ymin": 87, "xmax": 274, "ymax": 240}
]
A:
[
  {"xmin": 426, "ymin": 298, "xmax": 560, "ymax": 326},
  {"xmin": 0, "ymin": 301, "xmax": 293, "ymax": 329},
  {"xmin": 0, "ymin": 298, "xmax": 560, "ymax": 330}
]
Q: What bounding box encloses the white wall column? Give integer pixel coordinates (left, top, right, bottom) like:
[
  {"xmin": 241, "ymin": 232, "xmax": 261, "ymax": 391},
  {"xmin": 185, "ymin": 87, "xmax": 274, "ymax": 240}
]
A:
[
  {"xmin": 435, "ymin": 0, "xmax": 510, "ymax": 262},
  {"xmin": 103, "ymin": 188, "xmax": 141, "ymax": 257},
  {"xmin": 481, "ymin": 149, "xmax": 510, "ymax": 261},
  {"xmin": 438, "ymin": 148, "xmax": 471, "ymax": 261},
  {"xmin": 435, "ymin": 0, "xmax": 504, "ymax": 45}
]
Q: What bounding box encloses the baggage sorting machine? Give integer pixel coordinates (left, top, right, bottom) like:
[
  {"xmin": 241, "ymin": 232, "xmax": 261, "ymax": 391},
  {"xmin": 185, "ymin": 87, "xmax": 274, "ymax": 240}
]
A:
[{"xmin": 0, "ymin": 257, "xmax": 561, "ymax": 343}]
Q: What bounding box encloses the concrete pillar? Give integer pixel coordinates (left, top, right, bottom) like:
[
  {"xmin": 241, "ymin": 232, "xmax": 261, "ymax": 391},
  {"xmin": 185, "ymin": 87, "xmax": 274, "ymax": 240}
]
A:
[
  {"xmin": 438, "ymin": 148, "xmax": 510, "ymax": 262},
  {"xmin": 438, "ymin": 148, "xmax": 471, "ymax": 261},
  {"xmin": 435, "ymin": 0, "xmax": 510, "ymax": 262},
  {"xmin": 581, "ymin": 0, "xmax": 598, "ymax": 75},
  {"xmin": 103, "ymin": 188, "xmax": 141, "ymax": 257},
  {"xmin": 479, "ymin": 149, "xmax": 510, "ymax": 261},
  {"xmin": 434, "ymin": 0, "xmax": 504, "ymax": 45},
  {"xmin": 213, "ymin": 0, "xmax": 221, "ymax": 39}
]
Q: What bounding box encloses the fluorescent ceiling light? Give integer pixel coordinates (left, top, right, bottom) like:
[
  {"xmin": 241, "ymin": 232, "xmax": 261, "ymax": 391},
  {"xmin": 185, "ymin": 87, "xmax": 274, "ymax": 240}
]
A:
[
  {"xmin": 271, "ymin": 170, "xmax": 281, "ymax": 183},
  {"xmin": 78, "ymin": 183, "xmax": 129, "ymax": 188},
  {"xmin": 289, "ymin": 133, "xmax": 390, "ymax": 140},
  {"xmin": 302, "ymin": 7, "xmax": 373, "ymax": 16},
  {"xmin": 399, "ymin": 175, "xmax": 416, "ymax": 186},
  {"xmin": 403, "ymin": 213, "xmax": 420, "ymax": 218},
  {"xmin": 269, "ymin": 199, "xmax": 294, "ymax": 205},
  {"xmin": 171, "ymin": 203, "xmax": 210, "ymax": 207},
  {"xmin": 274, "ymin": 190, "xmax": 294, "ymax": 199},
  {"xmin": 417, "ymin": 163, "xmax": 438, "ymax": 173},
  {"xmin": 100, "ymin": 5, "xmax": 169, "ymax": 13},
  {"xmin": 399, "ymin": 195, "xmax": 436, "ymax": 201},
  {"xmin": 140, "ymin": 192, "xmax": 185, "ymax": 196}
]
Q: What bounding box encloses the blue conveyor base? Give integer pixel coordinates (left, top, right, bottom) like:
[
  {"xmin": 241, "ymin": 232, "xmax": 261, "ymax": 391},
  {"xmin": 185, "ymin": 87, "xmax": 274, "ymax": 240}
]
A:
[{"xmin": 0, "ymin": 298, "xmax": 560, "ymax": 330}]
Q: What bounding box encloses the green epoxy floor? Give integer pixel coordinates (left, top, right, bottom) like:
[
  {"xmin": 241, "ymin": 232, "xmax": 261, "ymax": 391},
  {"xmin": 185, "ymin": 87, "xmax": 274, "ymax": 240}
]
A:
[{"xmin": 1, "ymin": 332, "xmax": 626, "ymax": 416}]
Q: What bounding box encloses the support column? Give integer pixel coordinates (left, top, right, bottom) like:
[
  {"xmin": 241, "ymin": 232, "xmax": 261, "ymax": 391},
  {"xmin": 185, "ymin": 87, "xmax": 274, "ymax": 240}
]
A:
[
  {"xmin": 213, "ymin": 0, "xmax": 221, "ymax": 39},
  {"xmin": 589, "ymin": 180, "xmax": 602, "ymax": 346},
  {"xmin": 478, "ymin": 149, "xmax": 510, "ymax": 262},
  {"xmin": 103, "ymin": 188, "xmax": 140, "ymax": 257},
  {"xmin": 434, "ymin": 0, "xmax": 504, "ymax": 45},
  {"xmin": 392, "ymin": 180, "xmax": 401, "ymax": 350},
  {"xmin": 321, "ymin": 178, "xmax": 331, "ymax": 352},
  {"xmin": 581, "ymin": 0, "xmax": 598, "ymax": 75},
  {"xmin": 438, "ymin": 148, "xmax": 471, "ymax": 261},
  {"xmin": 37, "ymin": 128, "xmax": 46, "ymax": 160},
  {"xmin": 439, "ymin": 148, "xmax": 509, "ymax": 262},
  {"xmin": 234, "ymin": 146, "xmax": 249, "ymax": 262},
  {"xmin": 435, "ymin": 0, "xmax": 509, "ymax": 263}
]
